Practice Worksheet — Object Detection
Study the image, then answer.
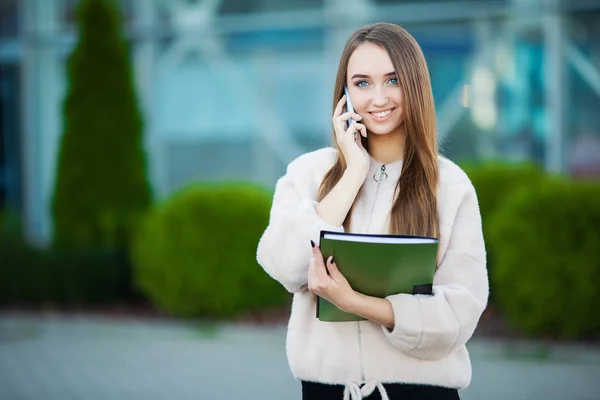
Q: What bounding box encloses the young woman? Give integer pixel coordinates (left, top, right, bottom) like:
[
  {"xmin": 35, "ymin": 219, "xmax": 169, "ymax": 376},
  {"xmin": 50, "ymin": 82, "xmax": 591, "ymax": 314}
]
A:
[{"xmin": 256, "ymin": 22, "xmax": 488, "ymax": 400}]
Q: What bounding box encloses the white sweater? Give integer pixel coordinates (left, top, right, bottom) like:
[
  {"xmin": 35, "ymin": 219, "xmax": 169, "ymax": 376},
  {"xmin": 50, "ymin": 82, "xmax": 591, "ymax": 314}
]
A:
[{"xmin": 256, "ymin": 147, "xmax": 489, "ymax": 398}]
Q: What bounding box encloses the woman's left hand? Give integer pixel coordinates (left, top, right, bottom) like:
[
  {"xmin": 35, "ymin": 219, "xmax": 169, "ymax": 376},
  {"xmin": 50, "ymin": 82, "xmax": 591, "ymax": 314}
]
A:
[{"xmin": 308, "ymin": 242, "xmax": 357, "ymax": 313}]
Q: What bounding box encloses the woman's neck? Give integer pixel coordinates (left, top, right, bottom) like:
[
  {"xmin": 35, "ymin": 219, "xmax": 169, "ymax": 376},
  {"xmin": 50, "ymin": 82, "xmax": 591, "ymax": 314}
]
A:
[{"xmin": 367, "ymin": 126, "xmax": 406, "ymax": 165}]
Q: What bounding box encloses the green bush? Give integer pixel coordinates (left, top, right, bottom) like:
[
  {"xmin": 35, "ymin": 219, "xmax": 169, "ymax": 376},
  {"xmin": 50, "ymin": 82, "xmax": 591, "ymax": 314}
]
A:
[
  {"xmin": 0, "ymin": 241, "xmax": 139, "ymax": 306},
  {"xmin": 489, "ymin": 178, "xmax": 600, "ymax": 339},
  {"xmin": 461, "ymin": 161, "xmax": 545, "ymax": 302},
  {"xmin": 44, "ymin": 249, "xmax": 137, "ymax": 304},
  {"xmin": 1, "ymin": 210, "xmax": 140, "ymax": 306},
  {"xmin": 461, "ymin": 161, "xmax": 545, "ymax": 229},
  {"xmin": 51, "ymin": 0, "xmax": 151, "ymax": 250},
  {"xmin": 0, "ymin": 232, "xmax": 45, "ymax": 305},
  {"xmin": 132, "ymin": 183, "xmax": 290, "ymax": 318}
]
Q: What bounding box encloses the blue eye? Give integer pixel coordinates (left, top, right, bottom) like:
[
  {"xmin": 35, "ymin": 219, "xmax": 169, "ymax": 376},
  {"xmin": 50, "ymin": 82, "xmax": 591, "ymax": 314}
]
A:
[
  {"xmin": 356, "ymin": 80, "xmax": 369, "ymax": 87},
  {"xmin": 388, "ymin": 78, "xmax": 398, "ymax": 85}
]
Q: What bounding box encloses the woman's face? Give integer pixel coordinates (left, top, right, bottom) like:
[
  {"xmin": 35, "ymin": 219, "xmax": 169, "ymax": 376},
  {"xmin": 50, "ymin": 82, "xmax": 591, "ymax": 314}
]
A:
[{"xmin": 346, "ymin": 42, "xmax": 405, "ymax": 136}]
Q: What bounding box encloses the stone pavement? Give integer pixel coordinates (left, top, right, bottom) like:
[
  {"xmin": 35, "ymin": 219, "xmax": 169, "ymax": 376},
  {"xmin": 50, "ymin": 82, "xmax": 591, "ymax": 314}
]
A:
[{"xmin": 0, "ymin": 314, "xmax": 599, "ymax": 400}]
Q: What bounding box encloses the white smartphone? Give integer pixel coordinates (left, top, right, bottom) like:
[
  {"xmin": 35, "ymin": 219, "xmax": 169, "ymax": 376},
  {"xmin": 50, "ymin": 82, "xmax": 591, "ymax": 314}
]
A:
[{"xmin": 344, "ymin": 86, "xmax": 356, "ymax": 127}]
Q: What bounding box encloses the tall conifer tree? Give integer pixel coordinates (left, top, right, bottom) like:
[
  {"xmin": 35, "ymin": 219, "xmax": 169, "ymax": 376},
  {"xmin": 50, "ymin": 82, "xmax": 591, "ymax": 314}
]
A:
[{"xmin": 52, "ymin": 0, "xmax": 151, "ymax": 249}]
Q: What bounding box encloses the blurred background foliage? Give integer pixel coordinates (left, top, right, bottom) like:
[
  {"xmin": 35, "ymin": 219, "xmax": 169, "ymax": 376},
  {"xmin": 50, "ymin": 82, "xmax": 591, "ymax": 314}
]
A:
[
  {"xmin": 1, "ymin": 0, "xmax": 599, "ymax": 341},
  {"xmin": 131, "ymin": 182, "xmax": 290, "ymax": 318}
]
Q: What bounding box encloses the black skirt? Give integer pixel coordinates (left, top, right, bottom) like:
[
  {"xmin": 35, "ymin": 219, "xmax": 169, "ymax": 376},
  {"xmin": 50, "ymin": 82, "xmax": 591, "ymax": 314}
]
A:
[{"xmin": 301, "ymin": 380, "xmax": 460, "ymax": 400}]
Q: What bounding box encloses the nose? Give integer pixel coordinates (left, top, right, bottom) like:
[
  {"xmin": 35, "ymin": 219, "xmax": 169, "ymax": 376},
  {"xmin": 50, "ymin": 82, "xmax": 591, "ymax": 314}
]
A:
[{"xmin": 372, "ymin": 87, "xmax": 388, "ymax": 107}]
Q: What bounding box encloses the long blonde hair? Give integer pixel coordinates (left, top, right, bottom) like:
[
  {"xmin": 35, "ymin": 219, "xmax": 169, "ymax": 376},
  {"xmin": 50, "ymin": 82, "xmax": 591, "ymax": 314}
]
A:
[{"xmin": 318, "ymin": 23, "xmax": 439, "ymax": 238}]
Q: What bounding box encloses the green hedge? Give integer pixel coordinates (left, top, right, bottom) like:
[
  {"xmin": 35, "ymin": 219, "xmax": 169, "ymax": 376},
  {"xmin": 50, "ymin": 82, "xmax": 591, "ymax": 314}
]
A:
[
  {"xmin": 0, "ymin": 233, "xmax": 43, "ymax": 304},
  {"xmin": 461, "ymin": 161, "xmax": 545, "ymax": 301},
  {"xmin": 461, "ymin": 162, "xmax": 545, "ymax": 231},
  {"xmin": 131, "ymin": 183, "xmax": 290, "ymax": 318},
  {"xmin": 1, "ymin": 208, "xmax": 139, "ymax": 306},
  {"xmin": 0, "ymin": 242, "xmax": 139, "ymax": 306},
  {"xmin": 489, "ymin": 178, "xmax": 600, "ymax": 339}
]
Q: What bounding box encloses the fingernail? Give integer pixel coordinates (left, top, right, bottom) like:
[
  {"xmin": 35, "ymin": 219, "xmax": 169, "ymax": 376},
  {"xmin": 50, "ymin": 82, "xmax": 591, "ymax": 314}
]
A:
[
  {"xmin": 330, "ymin": 256, "xmax": 335, "ymax": 264},
  {"xmin": 356, "ymin": 115, "xmax": 363, "ymax": 119},
  {"xmin": 310, "ymin": 240, "xmax": 315, "ymax": 248}
]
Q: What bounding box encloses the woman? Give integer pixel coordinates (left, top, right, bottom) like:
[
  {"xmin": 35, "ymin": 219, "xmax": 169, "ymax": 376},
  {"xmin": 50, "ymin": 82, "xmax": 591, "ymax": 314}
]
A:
[{"xmin": 256, "ymin": 22, "xmax": 488, "ymax": 400}]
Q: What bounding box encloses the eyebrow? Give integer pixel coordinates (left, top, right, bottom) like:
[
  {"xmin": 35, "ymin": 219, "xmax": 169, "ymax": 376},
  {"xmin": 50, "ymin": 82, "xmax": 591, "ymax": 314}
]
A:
[{"xmin": 351, "ymin": 72, "xmax": 396, "ymax": 79}]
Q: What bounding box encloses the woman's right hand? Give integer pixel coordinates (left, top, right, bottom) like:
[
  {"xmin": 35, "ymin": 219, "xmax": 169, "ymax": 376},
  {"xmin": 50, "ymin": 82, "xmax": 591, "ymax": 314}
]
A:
[{"xmin": 333, "ymin": 95, "xmax": 370, "ymax": 176}]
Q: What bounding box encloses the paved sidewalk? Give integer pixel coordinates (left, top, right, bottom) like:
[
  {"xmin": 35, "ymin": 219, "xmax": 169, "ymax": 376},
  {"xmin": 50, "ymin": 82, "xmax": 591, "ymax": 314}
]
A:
[{"xmin": 0, "ymin": 314, "xmax": 599, "ymax": 400}]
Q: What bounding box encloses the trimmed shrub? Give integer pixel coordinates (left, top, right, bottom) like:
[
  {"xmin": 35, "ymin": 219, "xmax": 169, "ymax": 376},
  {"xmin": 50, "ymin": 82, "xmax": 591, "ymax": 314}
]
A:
[
  {"xmin": 460, "ymin": 161, "xmax": 545, "ymax": 303},
  {"xmin": 51, "ymin": 0, "xmax": 151, "ymax": 251},
  {"xmin": 0, "ymin": 231, "xmax": 45, "ymax": 305},
  {"xmin": 461, "ymin": 161, "xmax": 545, "ymax": 230},
  {"xmin": 0, "ymin": 248, "xmax": 135, "ymax": 306},
  {"xmin": 488, "ymin": 178, "xmax": 600, "ymax": 339},
  {"xmin": 132, "ymin": 183, "xmax": 289, "ymax": 318},
  {"xmin": 1, "ymin": 210, "xmax": 140, "ymax": 306}
]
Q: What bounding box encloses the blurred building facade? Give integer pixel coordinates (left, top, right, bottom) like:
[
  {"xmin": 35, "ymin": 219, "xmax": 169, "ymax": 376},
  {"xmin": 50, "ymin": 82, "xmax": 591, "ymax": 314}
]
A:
[{"xmin": 0, "ymin": 0, "xmax": 599, "ymax": 243}]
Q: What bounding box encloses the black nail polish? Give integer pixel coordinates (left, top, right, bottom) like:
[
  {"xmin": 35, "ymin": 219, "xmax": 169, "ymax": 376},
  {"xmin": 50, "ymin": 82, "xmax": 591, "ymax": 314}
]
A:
[{"xmin": 310, "ymin": 240, "xmax": 315, "ymax": 248}]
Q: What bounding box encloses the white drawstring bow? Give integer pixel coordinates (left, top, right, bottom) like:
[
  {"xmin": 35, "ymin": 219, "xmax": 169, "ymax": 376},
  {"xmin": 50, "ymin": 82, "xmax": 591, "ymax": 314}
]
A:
[{"xmin": 343, "ymin": 381, "xmax": 389, "ymax": 400}]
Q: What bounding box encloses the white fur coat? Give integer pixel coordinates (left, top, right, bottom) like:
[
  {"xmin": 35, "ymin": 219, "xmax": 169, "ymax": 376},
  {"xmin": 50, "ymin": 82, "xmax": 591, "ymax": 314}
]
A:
[{"xmin": 256, "ymin": 147, "xmax": 489, "ymax": 395}]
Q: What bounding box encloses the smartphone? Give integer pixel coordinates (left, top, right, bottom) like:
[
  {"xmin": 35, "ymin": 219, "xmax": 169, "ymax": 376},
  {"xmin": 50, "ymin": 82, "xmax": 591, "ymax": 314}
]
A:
[{"xmin": 344, "ymin": 86, "xmax": 356, "ymax": 127}]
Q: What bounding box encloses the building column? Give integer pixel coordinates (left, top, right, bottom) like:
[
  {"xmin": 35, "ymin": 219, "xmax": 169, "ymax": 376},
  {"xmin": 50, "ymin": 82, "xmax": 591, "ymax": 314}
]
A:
[
  {"xmin": 20, "ymin": 0, "xmax": 61, "ymax": 245},
  {"xmin": 132, "ymin": 0, "xmax": 166, "ymax": 198},
  {"xmin": 543, "ymin": 2, "xmax": 567, "ymax": 174}
]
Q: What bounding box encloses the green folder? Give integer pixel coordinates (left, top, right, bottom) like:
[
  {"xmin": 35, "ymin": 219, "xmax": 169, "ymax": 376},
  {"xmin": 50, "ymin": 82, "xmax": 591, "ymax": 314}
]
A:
[{"xmin": 317, "ymin": 230, "xmax": 438, "ymax": 322}]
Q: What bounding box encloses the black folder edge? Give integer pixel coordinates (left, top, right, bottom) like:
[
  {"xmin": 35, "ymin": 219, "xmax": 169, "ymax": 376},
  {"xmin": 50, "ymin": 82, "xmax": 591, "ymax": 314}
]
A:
[
  {"xmin": 412, "ymin": 283, "xmax": 433, "ymax": 295},
  {"xmin": 316, "ymin": 230, "xmax": 436, "ymax": 319}
]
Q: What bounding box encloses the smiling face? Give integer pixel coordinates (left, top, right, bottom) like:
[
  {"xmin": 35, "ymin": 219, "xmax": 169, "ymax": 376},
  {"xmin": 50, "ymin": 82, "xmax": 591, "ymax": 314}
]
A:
[
  {"xmin": 346, "ymin": 42, "xmax": 404, "ymax": 136},
  {"xmin": 323, "ymin": 23, "xmax": 439, "ymax": 237}
]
